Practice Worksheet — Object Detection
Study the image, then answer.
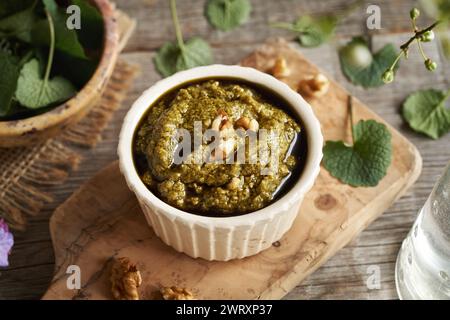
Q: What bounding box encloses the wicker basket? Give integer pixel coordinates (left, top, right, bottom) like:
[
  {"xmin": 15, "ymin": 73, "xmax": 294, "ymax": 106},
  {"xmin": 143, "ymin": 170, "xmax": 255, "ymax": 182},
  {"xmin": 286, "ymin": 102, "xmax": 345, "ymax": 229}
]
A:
[{"xmin": 0, "ymin": 0, "xmax": 120, "ymax": 148}]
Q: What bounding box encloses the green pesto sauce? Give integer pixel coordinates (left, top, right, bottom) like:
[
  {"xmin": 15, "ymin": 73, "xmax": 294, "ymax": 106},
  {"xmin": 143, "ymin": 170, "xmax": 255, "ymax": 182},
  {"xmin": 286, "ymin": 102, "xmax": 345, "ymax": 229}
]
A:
[{"xmin": 133, "ymin": 79, "xmax": 307, "ymax": 217}]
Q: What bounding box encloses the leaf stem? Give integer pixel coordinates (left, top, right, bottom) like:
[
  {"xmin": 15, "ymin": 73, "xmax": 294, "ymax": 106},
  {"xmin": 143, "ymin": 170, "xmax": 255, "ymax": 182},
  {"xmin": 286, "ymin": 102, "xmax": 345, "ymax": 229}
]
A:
[
  {"xmin": 170, "ymin": 0, "xmax": 185, "ymax": 51},
  {"xmin": 225, "ymin": 0, "xmax": 231, "ymax": 26},
  {"xmin": 43, "ymin": 10, "xmax": 55, "ymax": 84},
  {"xmin": 348, "ymin": 95, "xmax": 355, "ymax": 144},
  {"xmin": 270, "ymin": 22, "xmax": 300, "ymax": 32},
  {"xmin": 38, "ymin": 9, "xmax": 55, "ymax": 102}
]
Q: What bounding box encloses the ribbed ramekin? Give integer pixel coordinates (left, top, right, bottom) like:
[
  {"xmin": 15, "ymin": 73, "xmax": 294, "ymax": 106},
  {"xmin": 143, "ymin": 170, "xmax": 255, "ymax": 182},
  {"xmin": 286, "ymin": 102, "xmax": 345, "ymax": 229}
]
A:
[{"xmin": 118, "ymin": 65, "xmax": 323, "ymax": 261}]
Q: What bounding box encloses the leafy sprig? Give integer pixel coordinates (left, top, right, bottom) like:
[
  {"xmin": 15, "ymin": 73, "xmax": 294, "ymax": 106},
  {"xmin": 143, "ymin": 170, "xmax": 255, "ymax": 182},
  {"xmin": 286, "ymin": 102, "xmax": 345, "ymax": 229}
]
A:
[
  {"xmin": 0, "ymin": 0, "xmax": 104, "ymax": 120},
  {"xmin": 154, "ymin": 0, "xmax": 213, "ymax": 77},
  {"xmin": 270, "ymin": 0, "xmax": 363, "ymax": 48},
  {"xmin": 402, "ymin": 88, "xmax": 450, "ymax": 139},
  {"xmin": 339, "ymin": 37, "xmax": 399, "ymax": 88},
  {"xmin": 322, "ymin": 96, "xmax": 392, "ymax": 187},
  {"xmin": 382, "ymin": 8, "xmax": 441, "ymax": 83},
  {"xmin": 205, "ymin": 0, "xmax": 251, "ymax": 31},
  {"xmin": 15, "ymin": 8, "xmax": 75, "ymax": 109},
  {"xmin": 271, "ymin": 15, "xmax": 338, "ymax": 48}
]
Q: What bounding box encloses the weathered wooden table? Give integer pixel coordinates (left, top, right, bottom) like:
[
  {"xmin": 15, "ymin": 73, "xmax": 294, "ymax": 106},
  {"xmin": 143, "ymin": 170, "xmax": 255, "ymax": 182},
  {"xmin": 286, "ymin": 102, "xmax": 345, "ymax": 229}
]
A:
[{"xmin": 1, "ymin": 0, "xmax": 449, "ymax": 300}]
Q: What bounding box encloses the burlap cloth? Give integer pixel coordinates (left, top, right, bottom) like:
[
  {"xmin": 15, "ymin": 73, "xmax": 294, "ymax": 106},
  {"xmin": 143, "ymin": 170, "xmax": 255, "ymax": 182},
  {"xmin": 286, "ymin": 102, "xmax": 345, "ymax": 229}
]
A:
[{"xmin": 0, "ymin": 11, "xmax": 140, "ymax": 230}]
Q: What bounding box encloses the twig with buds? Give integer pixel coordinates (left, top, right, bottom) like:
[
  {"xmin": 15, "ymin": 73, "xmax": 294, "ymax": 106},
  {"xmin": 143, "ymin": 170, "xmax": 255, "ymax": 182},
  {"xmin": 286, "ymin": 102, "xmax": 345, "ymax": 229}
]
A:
[{"xmin": 382, "ymin": 8, "xmax": 441, "ymax": 84}]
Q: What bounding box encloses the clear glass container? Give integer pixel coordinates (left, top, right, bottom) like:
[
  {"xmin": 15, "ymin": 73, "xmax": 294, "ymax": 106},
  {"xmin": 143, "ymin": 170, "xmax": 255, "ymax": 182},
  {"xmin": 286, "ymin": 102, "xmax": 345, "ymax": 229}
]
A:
[{"xmin": 395, "ymin": 162, "xmax": 450, "ymax": 299}]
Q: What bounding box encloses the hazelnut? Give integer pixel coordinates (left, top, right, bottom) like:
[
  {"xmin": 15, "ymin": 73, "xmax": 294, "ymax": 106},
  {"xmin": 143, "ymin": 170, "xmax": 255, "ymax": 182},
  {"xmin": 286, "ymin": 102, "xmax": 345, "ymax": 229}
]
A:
[
  {"xmin": 271, "ymin": 57, "xmax": 290, "ymax": 78},
  {"xmin": 298, "ymin": 73, "xmax": 330, "ymax": 98}
]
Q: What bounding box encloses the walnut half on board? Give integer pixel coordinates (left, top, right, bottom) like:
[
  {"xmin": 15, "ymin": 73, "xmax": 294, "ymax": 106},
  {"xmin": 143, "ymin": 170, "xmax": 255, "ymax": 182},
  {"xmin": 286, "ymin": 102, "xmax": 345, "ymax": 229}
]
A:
[
  {"xmin": 161, "ymin": 286, "xmax": 195, "ymax": 300},
  {"xmin": 110, "ymin": 257, "xmax": 142, "ymax": 300}
]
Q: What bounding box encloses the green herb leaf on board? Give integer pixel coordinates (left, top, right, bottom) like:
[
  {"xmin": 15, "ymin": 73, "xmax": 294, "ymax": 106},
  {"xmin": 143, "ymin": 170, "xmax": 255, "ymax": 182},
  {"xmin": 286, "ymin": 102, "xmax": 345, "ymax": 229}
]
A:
[
  {"xmin": 402, "ymin": 89, "xmax": 450, "ymax": 139},
  {"xmin": 339, "ymin": 37, "xmax": 399, "ymax": 88},
  {"xmin": 272, "ymin": 15, "xmax": 337, "ymax": 48},
  {"xmin": 323, "ymin": 118, "xmax": 392, "ymax": 187},
  {"xmin": 155, "ymin": 0, "xmax": 213, "ymax": 77},
  {"xmin": 154, "ymin": 37, "xmax": 213, "ymax": 77},
  {"xmin": 295, "ymin": 15, "xmax": 337, "ymax": 48},
  {"xmin": 206, "ymin": 0, "xmax": 252, "ymax": 31}
]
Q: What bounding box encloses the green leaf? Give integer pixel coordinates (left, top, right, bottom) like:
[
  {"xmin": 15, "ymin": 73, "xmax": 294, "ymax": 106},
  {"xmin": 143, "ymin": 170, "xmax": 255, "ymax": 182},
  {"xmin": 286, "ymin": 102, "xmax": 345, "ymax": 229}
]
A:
[
  {"xmin": 294, "ymin": 15, "xmax": 337, "ymax": 48},
  {"xmin": 31, "ymin": 0, "xmax": 86, "ymax": 59},
  {"xmin": 0, "ymin": 1, "xmax": 37, "ymax": 42},
  {"xmin": 15, "ymin": 58, "xmax": 76, "ymax": 109},
  {"xmin": 272, "ymin": 15, "xmax": 337, "ymax": 48},
  {"xmin": 323, "ymin": 120, "xmax": 392, "ymax": 187},
  {"xmin": 71, "ymin": 0, "xmax": 104, "ymax": 50},
  {"xmin": 402, "ymin": 89, "xmax": 450, "ymax": 139},
  {"xmin": 154, "ymin": 37, "xmax": 213, "ymax": 77},
  {"xmin": 206, "ymin": 0, "xmax": 251, "ymax": 31},
  {"xmin": 53, "ymin": 50, "xmax": 98, "ymax": 89},
  {"xmin": 339, "ymin": 37, "xmax": 399, "ymax": 88},
  {"xmin": 0, "ymin": 51, "xmax": 20, "ymax": 116},
  {"xmin": 0, "ymin": 0, "xmax": 36, "ymax": 19}
]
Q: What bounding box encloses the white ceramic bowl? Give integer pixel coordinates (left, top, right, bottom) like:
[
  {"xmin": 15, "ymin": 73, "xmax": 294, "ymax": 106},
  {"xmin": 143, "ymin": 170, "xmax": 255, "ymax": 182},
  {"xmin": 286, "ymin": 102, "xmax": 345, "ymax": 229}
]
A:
[{"xmin": 118, "ymin": 65, "xmax": 323, "ymax": 261}]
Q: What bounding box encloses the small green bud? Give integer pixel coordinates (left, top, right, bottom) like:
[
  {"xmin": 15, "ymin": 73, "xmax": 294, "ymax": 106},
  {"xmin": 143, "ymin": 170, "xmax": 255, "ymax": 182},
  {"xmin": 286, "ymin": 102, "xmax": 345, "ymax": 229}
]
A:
[
  {"xmin": 410, "ymin": 8, "xmax": 420, "ymax": 19},
  {"xmin": 420, "ymin": 30, "xmax": 435, "ymax": 42},
  {"xmin": 424, "ymin": 58, "xmax": 437, "ymax": 71},
  {"xmin": 382, "ymin": 69, "xmax": 394, "ymax": 83}
]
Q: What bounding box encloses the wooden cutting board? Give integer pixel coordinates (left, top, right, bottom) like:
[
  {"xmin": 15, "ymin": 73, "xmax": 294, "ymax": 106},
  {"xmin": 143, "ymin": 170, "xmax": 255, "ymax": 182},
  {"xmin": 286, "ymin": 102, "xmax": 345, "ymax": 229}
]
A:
[{"xmin": 43, "ymin": 39, "xmax": 422, "ymax": 300}]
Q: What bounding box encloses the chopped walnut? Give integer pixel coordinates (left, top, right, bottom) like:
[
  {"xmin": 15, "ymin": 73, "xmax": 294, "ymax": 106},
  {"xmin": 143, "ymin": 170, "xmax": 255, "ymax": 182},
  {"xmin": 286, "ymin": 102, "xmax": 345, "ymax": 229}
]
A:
[
  {"xmin": 248, "ymin": 119, "xmax": 259, "ymax": 132},
  {"xmin": 211, "ymin": 110, "xmax": 230, "ymax": 130},
  {"xmin": 208, "ymin": 111, "xmax": 238, "ymax": 161},
  {"xmin": 235, "ymin": 116, "xmax": 250, "ymax": 129},
  {"xmin": 235, "ymin": 116, "xmax": 259, "ymax": 132},
  {"xmin": 210, "ymin": 138, "xmax": 235, "ymax": 161},
  {"xmin": 211, "ymin": 115, "xmax": 224, "ymax": 131},
  {"xmin": 161, "ymin": 286, "xmax": 194, "ymax": 300},
  {"xmin": 227, "ymin": 176, "xmax": 244, "ymax": 190},
  {"xmin": 298, "ymin": 73, "xmax": 330, "ymax": 98},
  {"xmin": 270, "ymin": 56, "xmax": 290, "ymax": 78},
  {"xmin": 110, "ymin": 257, "xmax": 142, "ymax": 300}
]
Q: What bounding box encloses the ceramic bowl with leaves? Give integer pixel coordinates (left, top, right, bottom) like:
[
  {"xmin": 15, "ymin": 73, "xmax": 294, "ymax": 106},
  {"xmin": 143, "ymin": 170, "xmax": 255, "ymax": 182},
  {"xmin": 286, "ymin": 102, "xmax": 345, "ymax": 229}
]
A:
[{"xmin": 0, "ymin": 0, "xmax": 119, "ymax": 147}]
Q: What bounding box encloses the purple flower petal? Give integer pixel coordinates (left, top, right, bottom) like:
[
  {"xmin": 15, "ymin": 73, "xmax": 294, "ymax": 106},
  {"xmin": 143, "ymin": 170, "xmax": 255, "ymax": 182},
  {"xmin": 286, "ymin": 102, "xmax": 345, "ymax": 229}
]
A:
[{"xmin": 0, "ymin": 219, "xmax": 14, "ymax": 267}]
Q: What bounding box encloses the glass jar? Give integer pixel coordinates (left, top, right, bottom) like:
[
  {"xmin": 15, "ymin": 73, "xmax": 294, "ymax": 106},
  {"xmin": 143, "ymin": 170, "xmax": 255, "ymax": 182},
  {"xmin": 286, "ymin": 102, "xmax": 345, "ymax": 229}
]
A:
[{"xmin": 395, "ymin": 161, "xmax": 450, "ymax": 299}]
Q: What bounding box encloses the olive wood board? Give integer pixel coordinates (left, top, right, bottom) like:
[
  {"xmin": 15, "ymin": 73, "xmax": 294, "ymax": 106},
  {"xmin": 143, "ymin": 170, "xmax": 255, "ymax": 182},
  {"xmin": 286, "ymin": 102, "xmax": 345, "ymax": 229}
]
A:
[{"xmin": 43, "ymin": 39, "xmax": 422, "ymax": 300}]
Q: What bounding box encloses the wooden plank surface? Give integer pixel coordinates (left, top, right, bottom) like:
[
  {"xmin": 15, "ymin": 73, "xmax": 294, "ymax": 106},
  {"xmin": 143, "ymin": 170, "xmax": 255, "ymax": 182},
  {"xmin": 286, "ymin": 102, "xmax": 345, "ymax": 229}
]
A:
[{"xmin": 1, "ymin": 0, "xmax": 449, "ymax": 300}]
